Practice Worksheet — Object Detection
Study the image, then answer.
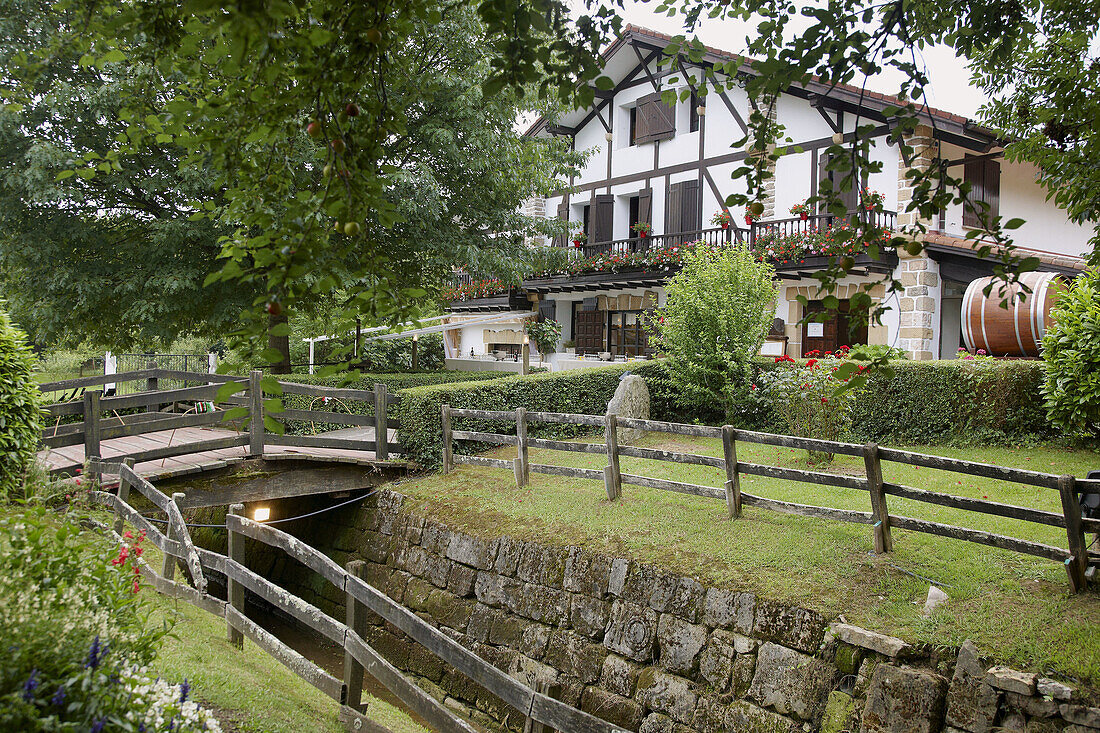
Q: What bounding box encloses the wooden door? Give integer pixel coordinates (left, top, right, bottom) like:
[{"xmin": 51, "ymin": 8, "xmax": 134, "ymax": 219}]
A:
[
  {"xmin": 801, "ymin": 300, "xmax": 867, "ymax": 356},
  {"xmin": 574, "ymin": 310, "xmax": 606, "ymax": 355}
]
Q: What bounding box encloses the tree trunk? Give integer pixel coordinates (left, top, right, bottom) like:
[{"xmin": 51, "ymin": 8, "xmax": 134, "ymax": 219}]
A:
[{"xmin": 268, "ymin": 311, "xmax": 291, "ymax": 374}]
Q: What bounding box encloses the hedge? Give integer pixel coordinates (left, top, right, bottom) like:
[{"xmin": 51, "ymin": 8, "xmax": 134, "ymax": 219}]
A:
[
  {"xmin": 277, "ymin": 370, "xmax": 513, "ymax": 435},
  {"xmin": 393, "ymin": 358, "xmax": 1054, "ymax": 468}
]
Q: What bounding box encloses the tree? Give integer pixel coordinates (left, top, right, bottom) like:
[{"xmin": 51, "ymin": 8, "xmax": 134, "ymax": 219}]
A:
[
  {"xmin": 1042, "ymin": 272, "xmax": 1100, "ymax": 438},
  {"xmin": 650, "ymin": 243, "xmax": 777, "ymax": 416},
  {"xmin": 0, "ymin": 305, "xmax": 41, "ymax": 501}
]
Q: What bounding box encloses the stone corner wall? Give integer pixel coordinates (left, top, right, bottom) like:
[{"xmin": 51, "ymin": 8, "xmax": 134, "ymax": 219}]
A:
[{"xmin": 274, "ymin": 490, "xmax": 1098, "ymax": 733}]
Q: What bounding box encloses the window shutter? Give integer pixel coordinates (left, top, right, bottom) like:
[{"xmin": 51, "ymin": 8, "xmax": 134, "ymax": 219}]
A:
[
  {"xmin": 635, "ymin": 93, "xmax": 675, "ymax": 144},
  {"xmin": 680, "ymin": 179, "xmax": 701, "ymax": 233},
  {"xmin": 592, "ymin": 194, "xmax": 615, "ymax": 243},
  {"xmin": 665, "ymin": 182, "xmax": 683, "ymax": 235},
  {"xmin": 637, "ymin": 188, "xmax": 652, "ymax": 227},
  {"xmin": 818, "ymin": 152, "xmax": 859, "ymax": 214},
  {"xmin": 553, "ymin": 200, "xmax": 569, "ymax": 247},
  {"xmin": 963, "ymin": 156, "xmax": 985, "ymax": 229},
  {"xmin": 984, "ymin": 159, "xmax": 1000, "ymax": 220},
  {"xmin": 632, "ymin": 101, "xmax": 650, "ymax": 145}
]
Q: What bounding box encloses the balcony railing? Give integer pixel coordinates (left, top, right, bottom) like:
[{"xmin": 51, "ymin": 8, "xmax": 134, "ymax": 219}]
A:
[
  {"xmin": 570, "ymin": 226, "xmax": 744, "ymax": 259},
  {"xmin": 748, "ymin": 209, "xmax": 896, "ymax": 247}
]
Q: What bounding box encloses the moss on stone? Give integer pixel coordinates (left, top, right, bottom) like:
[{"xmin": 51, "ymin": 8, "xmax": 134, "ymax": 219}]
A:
[{"xmin": 822, "ymin": 691, "xmax": 858, "ymax": 733}]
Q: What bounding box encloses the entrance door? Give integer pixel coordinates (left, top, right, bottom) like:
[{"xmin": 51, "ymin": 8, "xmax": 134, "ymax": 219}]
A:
[
  {"xmin": 574, "ymin": 310, "xmax": 606, "ymax": 355},
  {"xmin": 802, "ymin": 300, "xmax": 868, "ymax": 356}
]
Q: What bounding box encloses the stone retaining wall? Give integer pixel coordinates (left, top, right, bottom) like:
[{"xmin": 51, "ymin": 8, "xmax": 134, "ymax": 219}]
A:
[{"xmin": 258, "ymin": 490, "xmax": 1097, "ymax": 733}]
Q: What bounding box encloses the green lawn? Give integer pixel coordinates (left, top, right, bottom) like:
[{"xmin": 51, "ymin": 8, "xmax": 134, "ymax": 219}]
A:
[{"xmin": 399, "ymin": 434, "xmax": 1100, "ymax": 685}]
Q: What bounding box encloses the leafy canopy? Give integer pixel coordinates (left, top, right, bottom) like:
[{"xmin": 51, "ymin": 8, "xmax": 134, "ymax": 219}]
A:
[{"xmin": 1042, "ymin": 272, "xmax": 1100, "ymax": 438}]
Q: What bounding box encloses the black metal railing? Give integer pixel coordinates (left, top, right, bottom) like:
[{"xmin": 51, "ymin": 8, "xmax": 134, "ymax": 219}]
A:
[
  {"xmin": 571, "ymin": 226, "xmax": 745, "ymax": 259},
  {"xmin": 748, "ymin": 209, "xmax": 896, "ymax": 247}
]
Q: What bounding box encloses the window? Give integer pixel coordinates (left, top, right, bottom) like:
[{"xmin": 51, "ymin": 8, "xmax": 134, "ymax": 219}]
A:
[
  {"xmin": 608, "ymin": 311, "xmax": 654, "ymax": 357},
  {"xmin": 689, "ymin": 90, "xmax": 700, "ymax": 133},
  {"xmin": 630, "ymin": 92, "xmax": 676, "ymax": 145},
  {"xmin": 963, "ymin": 156, "xmax": 1000, "ymax": 229},
  {"xmin": 629, "ymin": 107, "xmax": 638, "ymax": 146},
  {"xmin": 817, "ymin": 152, "xmax": 863, "ymax": 214}
]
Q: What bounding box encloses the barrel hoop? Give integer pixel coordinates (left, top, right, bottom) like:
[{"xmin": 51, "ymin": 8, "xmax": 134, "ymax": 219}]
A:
[
  {"xmin": 1013, "ymin": 280, "xmax": 1027, "ymax": 356},
  {"xmin": 961, "ymin": 279, "xmax": 974, "ymax": 351},
  {"xmin": 1035, "ymin": 273, "xmax": 1054, "ymax": 347},
  {"xmin": 980, "ymin": 282, "xmax": 989, "ymax": 354}
]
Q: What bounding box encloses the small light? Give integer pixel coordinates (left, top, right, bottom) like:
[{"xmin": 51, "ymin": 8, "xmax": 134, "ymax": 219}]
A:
[
  {"xmin": 413, "ymin": 333, "xmax": 418, "ymax": 342},
  {"xmin": 604, "ymin": 131, "xmax": 613, "ymax": 142},
  {"xmin": 696, "ymin": 105, "xmax": 706, "ymax": 116},
  {"xmin": 831, "ymin": 132, "xmax": 844, "ymax": 145},
  {"xmin": 523, "ymin": 334, "xmax": 530, "ymax": 345},
  {"xmin": 253, "ymin": 506, "xmax": 270, "ymax": 522}
]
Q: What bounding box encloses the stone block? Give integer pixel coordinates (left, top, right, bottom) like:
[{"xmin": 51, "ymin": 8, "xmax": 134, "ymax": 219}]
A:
[
  {"xmin": 581, "ymin": 686, "xmax": 646, "ymax": 730},
  {"xmin": 732, "ymin": 649, "xmax": 757, "ymax": 697},
  {"xmin": 564, "ymin": 547, "xmax": 612, "ymax": 597},
  {"xmin": 907, "ymin": 259, "xmax": 929, "ymax": 271},
  {"xmin": 692, "ymin": 694, "xmax": 732, "ymax": 733},
  {"xmin": 1006, "ymin": 692, "xmax": 1060, "ymax": 719},
  {"xmin": 946, "ymin": 640, "xmax": 999, "ymax": 733},
  {"xmin": 605, "ymin": 600, "xmax": 659, "ymax": 662},
  {"xmin": 1060, "ymin": 705, "xmax": 1100, "ymax": 729},
  {"xmin": 420, "ymin": 587, "xmax": 474, "ymax": 631},
  {"xmin": 835, "ymin": 643, "xmax": 864, "ymax": 676},
  {"xmin": 703, "ymin": 587, "xmax": 755, "ymax": 634},
  {"xmin": 465, "ymin": 603, "xmax": 500, "ymax": 642},
  {"xmin": 473, "ymin": 571, "xmax": 516, "ymax": 608},
  {"xmin": 900, "ymin": 272, "xmax": 918, "ymax": 287},
  {"xmin": 420, "ymin": 520, "xmax": 450, "ymax": 555},
  {"xmin": 1037, "ymin": 678, "xmax": 1074, "ymax": 702},
  {"xmin": 822, "ymin": 691, "xmax": 861, "ymax": 733},
  {"xmin": 987, "ymin": 667, "xmax": 1037, "ymax": 695},
  {"xmin": 656, "ymin": 614, "xmax": 707, "ymax": 676},
  {"xmin": 488, "ymin": 613, "xmax": 528, "ymax": 647},
  {"xmin": 407, "ymin": 643, "xmax": 445, "ymax": 682},
  {"xmin": 447, "ymin": 563, "xmax": 478, "ymax": 597},
  {"xmin": 545, "ymin": 630, "xmax": 607, "ymax": 683},
  {"xmin": 637, "ymin": 667, "xmax": 698, "ymax": 724},
  {"xmin": 402, "ymin": 513, "xmax": 425, "ymax": 545},
  {"xmin": 726, "ymin": 700, "xmax": 800, "ymax": 733},
  {"xmin": 907, "ymin": 285, "xmax": 928, "ymax": 297},
  {"xmin": 608, "ymin": 374, "xmax": 651, "ymax": 444},
  {"xmin": 570, "ymin": 594, "xmax": 611, "ymax": 639},
  {"xmin": 747, "ymin": 642, "xmax": 838, "ymax": 723},
  {"xmin": 516, "ymin": 543, "xmax": 567, "ymax": 588},
  {"xmin": 915, "ymin": 296, "xmax": 936, "ymax": 311},
  {"xmin": 919, "ymin": 272, "xmax": 939, "ymax": 286},
  {"xmin": 601, "ymin": 654, "xmax": 643, "ymax": 697},
  {"xmin": 509, "ymin": 583, "xmax": 570, "ymax": 626},
  {"xmin": 640, "ymin": 712, "xmax": 695, "ymax": 733},
  {"xmin": 509, "ymin": 654, "xmax": 558, "ymax": 689},
  {"xmin": 360, "ymin": 530, "xmax": 392, "ymax": 564},
  {"xmin": 861, "ymin": 664, "xmax": 948, "ymax": 733},
  {"xmin": 446, "ymin": 531, "xmax": 499, "ymax": 570},
  {"xmin": 667, "ymin": 576, "xmax": 706, "ymax": 623},
  {"xmin": 608, "ymin": 558, "xmax": 630, "ymax": 596},
  {"xmin": 752, "ymin": 599, "xmax": 827, "ymax": 653},
  {"xmin": 520, "ymin": 622, "xmax": 552, "ymax": 660},
  {"xmin": 831, "ymin": 623, "xmax": 911, "ymax": 658},
  {"xmin": 494, "ymin": 536, "xmax": 523, "ymax": 576},
  {"xmin": 698, "ymin": 631, "xmax": 736, "ymax": 690},
  {"xmin": 622, "ymin": 563, "xmax": 680, "ymax": 610},
  {"xmin": 900, "ymin": 298, "xmax": 915, "ymax": 312}
]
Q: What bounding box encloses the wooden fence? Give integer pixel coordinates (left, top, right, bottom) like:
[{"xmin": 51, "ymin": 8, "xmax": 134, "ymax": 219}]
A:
[
  {"xmin": 89, "ymin": 465, "xmax": 628, "ymax": 733},
  {"xmin": 441, "ymin": 406, "xmax": 1099, "ymax": 593},
  {"xmin": 38, "ymin": 369, "xmax": 402, "ymax": 477}
]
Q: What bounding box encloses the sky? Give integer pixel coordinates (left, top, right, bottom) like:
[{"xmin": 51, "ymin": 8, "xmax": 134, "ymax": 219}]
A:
[{"xmin": 586, "ymin": 0, "xmax": 992, "ymax": 120}]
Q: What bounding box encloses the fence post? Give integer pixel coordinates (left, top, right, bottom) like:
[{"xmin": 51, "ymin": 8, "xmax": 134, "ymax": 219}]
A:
[
  {"xmin": 83, "ymin": 390, "xmax": 101, "ymax": 481},
  {"xmin": 248, "ymin": 370, "xmax": 264, "ymax": 457},
  {"xmin": 521, "ymin": 340, "xmax": 530, "ymax": 376},
  {"xmin": 1058, "ymin": 474, "xmax": 1088, "ymax": 593},
  {"xmin": 721, "ymin": 425, "xmax": 741, "ymax": 518},
  {"xmin": 114, "ymin": 458, "xmax": 136, "ymax": 536},
  {"xmin": 441, "ymin": 404, "xmax": 453, "ymax": 474},
  {"xmin": 515, "ymin": 407, "xmax": 530, "ymax": 487},
  {"xmin": 343, "ymin": 560, "xmax": 368, "ymax": 711},
  {"xmin": 863, "ymin": 442, "xmax": 893, "ymax": 553},
  {"xmin": 603, "ymin": 414, "xmax": 621, "ymax": 501},
  {"xmin": 162, "ymin": 491, "xmax": 186, "ymax": 582},
  {"xmin": 374, "ymin": 383, "xmax": 389, "ymax": 460},
  {"xmin": 524, "ymin": 678, "xmax": 561, "ymax": 733},
  {"xmin": 146, "ymin": 360, "xmax": 159, "ymax": 413},
  {"xmin": 226, "ymin": 503, "xmax": 246, "ymax": 648}
]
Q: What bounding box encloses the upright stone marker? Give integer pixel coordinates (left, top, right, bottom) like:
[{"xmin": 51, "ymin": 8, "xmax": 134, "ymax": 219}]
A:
[{"xmin": 607, "ymin": 373, "xmax": 650, "ymax": 444}]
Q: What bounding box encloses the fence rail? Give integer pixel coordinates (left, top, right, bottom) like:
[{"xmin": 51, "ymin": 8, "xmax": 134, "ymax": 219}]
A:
[
  {"xmin": 91, "ymin": 473, "xmax": 629, "ymax": 733},
  {"xmin": 441, "ymin": 406, "xmax": 1099, "ymax": 593},
  {"xmin": 38, "ymin": 369, "xmax": 402, "ymax": 476}
]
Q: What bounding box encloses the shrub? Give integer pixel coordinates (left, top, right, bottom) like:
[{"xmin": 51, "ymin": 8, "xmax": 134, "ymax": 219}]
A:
[
  {"xmin": 0, "ymin": 307, "xmax": 42, "ymax": 502},
  {"xmin": 1042, "ymin": 271, "xmax": 1100, "ymax": 438},
  {"xmin": 0, "ymin": 509, "xmax": 220, "ymax": 731},
  {"xmin": 525, "ymin": 318, "xmax": 562, "ymax": 355},
  {"xmin": 846, "ymin": 343, "xmax": 908, "ymax": 361},
  {"xmin": 649, "ymin": 244, "xmax": 778, "ymax": 420},
  {"xmin": 758, "ymin": 354, "xmax": 863, "ymax": 463}
]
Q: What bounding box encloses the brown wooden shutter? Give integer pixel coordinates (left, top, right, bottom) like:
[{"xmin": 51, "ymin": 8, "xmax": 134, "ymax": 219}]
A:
[
  {"xmin": 637, "ymin": 188, "xmax": 652, "ymax": 227},
  {"xmin": 963, "ymin": 156, "xmax": 984, "ymax": 229},
  {"xmin": 632, "ymin": 102, "xmax": 650, "ymax": 145},
  {"xmin": 635, "ymin": 93, "xmax": 675, "ymax": 144},
  {"xmin": 984, "ymin": 159, "xmax": 1000, "ymax": 220},
  {"xmin": 818, "ymin": 153, "xmax": 859, "ymax": 214},
  {"xmin": 592, "ymin": 194, "xmax": 614, "ymax": 243},
  {"xmin": 665, "ymin": 183, "xmax": 683, "ymax": 235},
  {"xmin": 681, "ymin": 180, "xmax": 701, "ymax": 233},
  {"xmin": 553, "ymin": 200, "xmax": 569, "ymax": 247}
]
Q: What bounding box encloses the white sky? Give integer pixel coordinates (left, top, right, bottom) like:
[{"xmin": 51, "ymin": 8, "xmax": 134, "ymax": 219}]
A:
[{"xmin": 586, "ymin": 0, "xmax": 991, "ymax": 120}]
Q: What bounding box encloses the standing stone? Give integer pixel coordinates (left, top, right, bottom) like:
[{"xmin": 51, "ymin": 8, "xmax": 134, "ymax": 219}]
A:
[
  {"xmin": 861, "ymin": 664, "xmax": 949, "ymax": 733},
  {"xmin": 607, "ymin": 374, "xmax": 650, "ymax": 444},
  {"xmin": 946, "ymin": 640, "xmax": 1000, "ymax": 733}
]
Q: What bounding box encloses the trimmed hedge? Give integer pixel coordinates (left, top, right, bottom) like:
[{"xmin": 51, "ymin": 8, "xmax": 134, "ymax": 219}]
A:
[{"xmin": 393, "ymin": 358, "xmax": 1054, "ymax": 468}]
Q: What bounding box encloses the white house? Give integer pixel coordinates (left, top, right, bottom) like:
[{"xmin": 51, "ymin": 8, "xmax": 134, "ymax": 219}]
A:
[{"xmin": 445, "ymin": 26, "xmax": 1088, "ymax": 368}]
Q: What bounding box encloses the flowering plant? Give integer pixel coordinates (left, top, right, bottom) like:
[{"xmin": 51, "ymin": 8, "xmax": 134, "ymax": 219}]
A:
[
  {"xmin": 758, "ymin": 352, "xmax": 862, "ymax": 463},
  {"xmin": 711, "ymin": 210, "xmax": 733, "ymax": 228},
  {"xmin": 744, "ymin": 207, "xmax": 761, "ymax": 225},
  {"xmin": 861, "ymin": 188, "xmax": 885, "ymax": 211},
  {"xmin": 442, "ymin": 278, "xmax": 509, "ymax": 301},
  {"xmin": 631, "ymin": 222, "xmax": 652, "ymax": 235},
  {"xmin": 524, "ymin": 318, "xmax": 562, "ymax": 357},
  {"xmin": 750, "ymin": 223, "xmax": 892, "ymax": 265},
  {"xmin": 571, "ymin": 231, "xmax": 587, "ymax": 246},
  {"xmin": 789, "ymin": 200, "xmax": 811, "ymax": 219}
]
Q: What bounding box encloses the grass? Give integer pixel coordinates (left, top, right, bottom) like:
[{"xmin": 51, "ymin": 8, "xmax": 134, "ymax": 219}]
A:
[{"xmin": 396, "ymin": 434, "xmax": 1100, "ymax": 686}]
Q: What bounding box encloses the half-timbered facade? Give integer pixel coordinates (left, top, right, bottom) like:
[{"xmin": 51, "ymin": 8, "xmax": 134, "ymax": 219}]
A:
[{"xmin": 444, "ymin": 26, "xmax": 1089, "ymax": 369}]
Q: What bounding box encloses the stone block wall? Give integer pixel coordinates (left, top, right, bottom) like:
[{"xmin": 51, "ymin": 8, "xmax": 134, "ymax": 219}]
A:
[{"xmin": 267, "ymin": 490, "xmax": 1097, "ymax": 733}]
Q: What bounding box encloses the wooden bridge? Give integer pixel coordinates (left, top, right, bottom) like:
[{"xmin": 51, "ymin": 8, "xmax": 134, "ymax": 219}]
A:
[{"xmin": 37, "ymin": 369, "xmax": 409, "ymax": 505}]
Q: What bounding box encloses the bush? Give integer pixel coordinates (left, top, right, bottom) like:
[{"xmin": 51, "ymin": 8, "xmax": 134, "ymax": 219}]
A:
[
  {"xmin": 0, "ymin": 308, "xmax": 42, "ymax": 501},
  {"xmin": 1042, "ymin": 271, "xmax": 1100, "ymax": 438},
  {"xmin": 395, "ymin": 362, "xmax": 665, "ymax": 468},
  {"xmin": 649, "ymin": 244, "xmax": 778, "ymax": 420},
  {"xmin": 0, "ymin": 509, "xmax": 220, "ymax": 731}
]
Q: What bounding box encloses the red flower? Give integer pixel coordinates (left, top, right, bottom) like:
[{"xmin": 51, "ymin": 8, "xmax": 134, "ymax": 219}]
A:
[
  {"xmin": 821, "ymin": 396, "xmax": 828, "ymax": 403},
  {"xmin": 806, "ymin": 359, "xmax": 818, "ymax": 368}
]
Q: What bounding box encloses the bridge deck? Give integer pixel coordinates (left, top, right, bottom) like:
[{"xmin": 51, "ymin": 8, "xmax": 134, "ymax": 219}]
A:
[{"xmin": 39, "ymin": 425, "xmax": 400, "ymax": 484}]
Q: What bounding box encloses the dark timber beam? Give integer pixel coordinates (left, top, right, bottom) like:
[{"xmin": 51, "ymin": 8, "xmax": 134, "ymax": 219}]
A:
[{"xmin": 546, "ymin": 124, "xmax": 575, "ymax": 136}]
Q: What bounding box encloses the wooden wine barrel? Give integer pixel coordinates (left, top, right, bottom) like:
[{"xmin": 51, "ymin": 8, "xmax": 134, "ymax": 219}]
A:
[{"xmin": 961, "ymin": 272, "xmax": 1064, "ymax": 357}]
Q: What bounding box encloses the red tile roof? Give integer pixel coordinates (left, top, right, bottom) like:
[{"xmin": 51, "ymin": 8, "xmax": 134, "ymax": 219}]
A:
[{"xmin": 922, "ymin": 231, "xmax": 1087, "ymax": 272}]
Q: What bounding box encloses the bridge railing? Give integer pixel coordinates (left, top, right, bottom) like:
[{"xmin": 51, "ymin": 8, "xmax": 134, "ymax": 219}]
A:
[
  {"xmin": 90, "ymin": 473, "xmax": 626, "ymax": 733},
  {"xmin": 441, "ymin": 406, "xmax": 1099, "ymax": 593},
  {"xmin": 39, "ymin": 369, "xmax": 403, "ymax": 478}
]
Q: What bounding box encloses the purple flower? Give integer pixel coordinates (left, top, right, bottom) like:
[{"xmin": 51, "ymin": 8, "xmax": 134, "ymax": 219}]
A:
[
  {"xmin": 977, "ymin": 348, "xmax": 987, "ymax": 355},
  {"xmin": 21, "ymin": 669, "xmax": 39, "ymax": 701},
  {"xmin": 84, "ymin": 635, "xmax": 102, "ymax": 669},
  {"xmin": 179, "ymin": 678, "xmax": 190, "ymax": 704},
  {"xmin": 51, "ymin": 685, "xmax": 66, "ymax": 707},
  {"xmin": 91, "ymin": 720, "xmax": 105, "ymax": 733}
]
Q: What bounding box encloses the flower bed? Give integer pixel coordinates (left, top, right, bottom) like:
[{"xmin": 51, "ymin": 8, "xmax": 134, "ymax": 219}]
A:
[
  {"xmin": 751, "ymin": 224, "xmax": 893, "ymax": 265},
  {"xmin": 442, "ymin": 278, "xmax": 509, "ymax": 301}
]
